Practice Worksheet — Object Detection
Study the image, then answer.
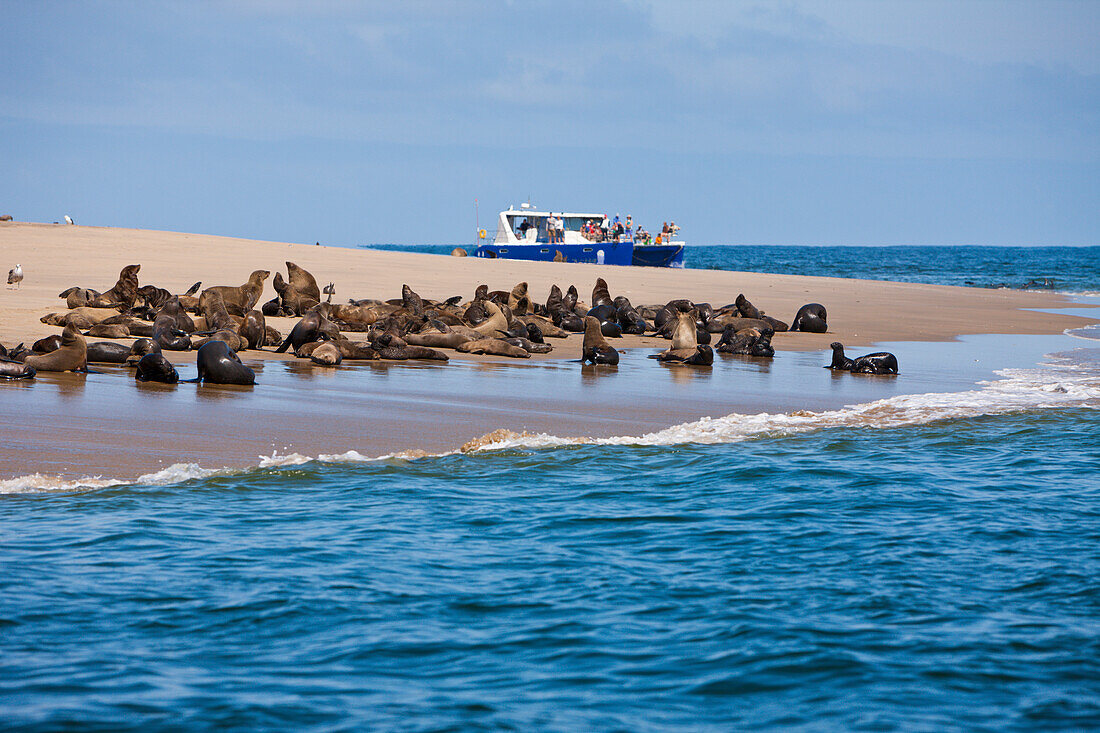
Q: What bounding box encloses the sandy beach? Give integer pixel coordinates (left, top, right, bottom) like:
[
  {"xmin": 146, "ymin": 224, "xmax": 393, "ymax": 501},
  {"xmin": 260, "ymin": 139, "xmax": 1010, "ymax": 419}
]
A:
[{"xmin": 1, "ymin": 221, "xmax": 1096, "ymax": 481}]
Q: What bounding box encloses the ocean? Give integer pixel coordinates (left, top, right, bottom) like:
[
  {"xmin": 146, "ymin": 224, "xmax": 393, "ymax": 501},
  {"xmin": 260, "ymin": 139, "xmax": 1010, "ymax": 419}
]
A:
[
  {"xmin": 3, "ymin": 246, "xmax": 1099, "ymax": 730},
  {"xmin": 363, "ymin": 243, "xmax": 1100, "ymax": 296}
]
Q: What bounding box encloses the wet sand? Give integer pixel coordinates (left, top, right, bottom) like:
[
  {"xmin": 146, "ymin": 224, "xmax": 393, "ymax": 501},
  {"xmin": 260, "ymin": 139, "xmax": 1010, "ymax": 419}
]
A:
[{"xmin": 1, "ymin": 222, "xmax": 1097, "ymax": 480}]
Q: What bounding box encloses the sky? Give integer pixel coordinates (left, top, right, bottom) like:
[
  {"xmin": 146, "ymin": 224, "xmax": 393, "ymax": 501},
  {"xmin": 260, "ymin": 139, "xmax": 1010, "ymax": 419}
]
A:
[{"xmin": 1, "ymin": 0, "xmax": 1097, "ymax": 246}]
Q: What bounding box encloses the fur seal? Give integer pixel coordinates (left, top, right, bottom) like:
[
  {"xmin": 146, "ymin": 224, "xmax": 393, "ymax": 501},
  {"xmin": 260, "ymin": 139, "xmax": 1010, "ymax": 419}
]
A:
[
  {"xmin": 60, "ymin": 287, "xmax": 97, "ymax": 309},
  {"xmin": 286, "ymin": 261, "xmax": 321, "ymax": 302},
  {"xmin": 88, "ymin": 264, "xmax": 141, "ymax": 308},
  {"xmin": 84, "ymin": 323, "xmax": 131, "ymax": 339},
  {"xmin": 653, "ymin": 312, "xmax": 714, "ymax": 365},
  {"xmin": 87, "ymin": 341, "xmax": 134, "ymax": 363},
  {"xmin": 275, "ymin": 309, "xmax": 340, "ymax": 353},
  {"xmin": 135, "ymin": 353, "xmax": 179, "ymax": 383},
  {"xmin": 24, "ymin": 325, "xmax": 87, "ymax": 372},
  {"xmin": 450, "ymin": 247, "xmax": 468, "ymax": 257},
  {"xmin": 239, "ymin": 310, "xmax": 266, "ymax": 350},
  {"xmin": 153, "ymin": 313, "xmax": 192, "ymax": 351},
  {"xmin": 827, "ymin": 342, "xmax": 898, "ymax": 374},
  {"xmin": 471, "ymin": 301, "xmax": 510, "ymax": 337},
  {"xmin": 32, "ymin": 334, "xmax": 62, "ymax": 354},
  {"xmin": 456, "ymin": 338, "xmax": 531, "ymax": 358},
  {"xmin": 200, "ymin": 270, "xmax": 270, "ymax": 313},
  {"xmin": 268, "ymin": 263, "xmax": 321, "ymax": 316},
  {"xmin": 309, "ymin": 341, "xmax": 343, "ymax": 366},
  {"xmin": 790, "ymin": 303, "xmax": 828, "ymax": 333},
  {"xmin": 581, "ymin": 316, "xmax": 619, "ymax": 365},
  {"xmin": 0, "ymin": 361, "xmax": 35, "ymax": 379},
  {"xmin": 591, "ymin": 278, "xmax": 613, "ymax": 307},
  {"xmin": 126, "ymin": 338, "xmax": 161, "ymax": 365},
  {"xmin": 716, "ymin": 325, "xmax": 775, "ymax": 357},
  {"xmin": 191, "ymin": 341, "xmax": 256, "ymax": 385}
]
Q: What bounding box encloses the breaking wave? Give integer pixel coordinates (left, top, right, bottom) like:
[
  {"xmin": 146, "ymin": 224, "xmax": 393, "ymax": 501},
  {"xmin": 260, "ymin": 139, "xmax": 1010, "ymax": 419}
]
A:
[{"xmin": 4, "ymin": 351, "xmax": 1098, "ymax": 495}]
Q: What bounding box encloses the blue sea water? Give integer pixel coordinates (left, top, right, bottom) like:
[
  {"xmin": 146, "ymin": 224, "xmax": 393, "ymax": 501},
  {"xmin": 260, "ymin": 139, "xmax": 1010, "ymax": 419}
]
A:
[
  {"xmin": 3, "ymin": 247, "xmax": 1100, "ymax": 730},
  {"xmin": 363, "ymin": 243, "xmax": 1100, "ymax": 294}
]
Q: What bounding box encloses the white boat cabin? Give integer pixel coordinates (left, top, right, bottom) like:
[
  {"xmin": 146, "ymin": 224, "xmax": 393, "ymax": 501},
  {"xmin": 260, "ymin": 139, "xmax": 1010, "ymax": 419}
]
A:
[{"xmin": 493, "ymin": 203, "xmax": 610, "ymax": 246}]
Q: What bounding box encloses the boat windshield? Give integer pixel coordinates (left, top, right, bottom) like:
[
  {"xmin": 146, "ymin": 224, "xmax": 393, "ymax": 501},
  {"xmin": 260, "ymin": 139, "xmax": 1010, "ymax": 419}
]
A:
[{"xmin": 506, "ymin": 213, "xmax": 595, "ymax": 242}]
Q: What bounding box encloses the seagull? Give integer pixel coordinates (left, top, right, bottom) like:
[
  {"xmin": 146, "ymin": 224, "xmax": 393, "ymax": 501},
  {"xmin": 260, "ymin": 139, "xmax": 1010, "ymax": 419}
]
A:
[
  {"xmin": 64, "ymin": 215, "xmax": 74, "ymax": 225},
  {"xmin": 7, "ymin": 264, "xmax": 23, "ymax": 289}
]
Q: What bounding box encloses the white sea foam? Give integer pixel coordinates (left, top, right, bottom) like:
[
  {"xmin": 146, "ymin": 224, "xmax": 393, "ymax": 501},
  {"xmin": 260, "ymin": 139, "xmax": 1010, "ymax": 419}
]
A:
[
  {"xmin": 0, "ymin": 463, "xmax": 220, "ymax": 495},
  {"xmin": 5, "ymin": 355, "xmax": 1096, "ymax": 494},
  {"xmin": 460, "ymin": 359, "xmax": 1100, "ymax": 453}
]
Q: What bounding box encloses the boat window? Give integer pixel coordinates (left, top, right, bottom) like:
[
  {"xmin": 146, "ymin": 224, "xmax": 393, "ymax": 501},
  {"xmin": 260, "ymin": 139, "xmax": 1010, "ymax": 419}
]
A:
[
  {"xmin": 583, "ymin": 247, "xmax": 593, "ymax": 252},
  {"xmin": 540, "ymin": 248, "xmax": 549, "ymax": 253},
  {"xmin": 507, "ymin": 214, "xmax": 548, "ymax": 242},
  {"xmin": 500, "ymin": 249, "xmax": 508, "ymax": 253}
]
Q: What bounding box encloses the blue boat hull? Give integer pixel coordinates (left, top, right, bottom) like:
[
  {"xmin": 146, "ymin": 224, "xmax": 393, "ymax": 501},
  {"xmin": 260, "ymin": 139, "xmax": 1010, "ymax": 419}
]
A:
[
  {"xmin": 632, "ymin": 244, "xmax": 685, "ymax": 268},
  {"xmin": 475, "ymin": 241, "xmax": 634, "ymax": 266}
]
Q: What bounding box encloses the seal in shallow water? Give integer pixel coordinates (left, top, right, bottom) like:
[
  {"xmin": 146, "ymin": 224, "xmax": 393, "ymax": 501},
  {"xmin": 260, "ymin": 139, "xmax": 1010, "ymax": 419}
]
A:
[
  {"xmin": 135, "ymin": 353, "xmax": 179, "ymax": 383},
  {"xmin": 581, "ymin": 316, "xmax": 619, "ymax": 365},
  {"xmin": 826, "ymin": 342, "xmax": 898, "ymax": 374},
  {"xmin": 191, "ymin": 341, "xmax": 256, "ymax": 385},
  {"xmin": 0, "ymin": 361, "xmax": 35, "ymax": 379}
]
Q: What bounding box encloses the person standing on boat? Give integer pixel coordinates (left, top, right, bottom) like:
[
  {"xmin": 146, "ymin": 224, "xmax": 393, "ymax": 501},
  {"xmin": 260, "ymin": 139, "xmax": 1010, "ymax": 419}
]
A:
[
  {"xmin": 669, "ymin": 221, "xmax": 679, "ymax": 240},
  {"xmin": 546, "ymin": 214, "xmax": 556, "ymax": 244},
  {"xmin": 625, "ymin": 215, "xmax": 633, "ymax": 242},
  {"xmin": 556, "ymin": 215, "xmax": 565, "ymax": 244},
  {"xmin": 661, "ymin": 221, "xmax": 670, "ymax": 240}
]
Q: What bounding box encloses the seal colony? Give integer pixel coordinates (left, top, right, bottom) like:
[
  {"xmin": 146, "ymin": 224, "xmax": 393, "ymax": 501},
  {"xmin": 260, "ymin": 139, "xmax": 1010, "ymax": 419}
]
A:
[{"xmin": 0, "ymin": 259, "xmax": 883, "ymax": 383}]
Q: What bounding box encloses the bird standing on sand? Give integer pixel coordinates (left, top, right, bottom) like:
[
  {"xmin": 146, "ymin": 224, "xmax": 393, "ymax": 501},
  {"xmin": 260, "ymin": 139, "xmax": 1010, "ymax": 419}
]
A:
[
  {"xmin": 8, "ymin": 264, "xmax": 23, "ymax": 289},
  {"xmin": 64, "ymin": 215, "xmax": 74, "ymax": 225}
]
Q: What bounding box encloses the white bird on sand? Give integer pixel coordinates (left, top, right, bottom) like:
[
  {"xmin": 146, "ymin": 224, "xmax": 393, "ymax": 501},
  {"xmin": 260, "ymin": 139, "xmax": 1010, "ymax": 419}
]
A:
[
  {"xmin": 7, "ymin": 264, "xmax": 23, "ymax": 289},
  {"xmin": 64, "ymin": 215, "xmax": 74, "ymax": 225}
]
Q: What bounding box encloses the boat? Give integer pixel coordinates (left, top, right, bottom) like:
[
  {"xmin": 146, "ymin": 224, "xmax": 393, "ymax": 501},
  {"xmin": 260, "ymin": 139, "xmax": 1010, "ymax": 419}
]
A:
[{"xmin": 474, "ymin": 203, "xmax": 685, "ymax": 267}]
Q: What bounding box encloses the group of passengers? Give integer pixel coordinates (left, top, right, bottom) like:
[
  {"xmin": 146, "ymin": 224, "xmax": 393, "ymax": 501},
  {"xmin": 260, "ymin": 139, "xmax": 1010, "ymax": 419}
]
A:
[
  {"xmin": 581, "ymin": 215, "xmax": 679, "ymax": 245},
  {"xmin": 515, "ymin": 215, "xmax": 679, "ymax": 245}
]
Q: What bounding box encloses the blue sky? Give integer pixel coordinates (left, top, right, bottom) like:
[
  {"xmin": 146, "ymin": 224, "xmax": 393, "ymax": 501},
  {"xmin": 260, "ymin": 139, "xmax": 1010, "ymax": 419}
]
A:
[{"xmin": 2, "ymin": 1, "xmax": 1097, "ymax": 245}]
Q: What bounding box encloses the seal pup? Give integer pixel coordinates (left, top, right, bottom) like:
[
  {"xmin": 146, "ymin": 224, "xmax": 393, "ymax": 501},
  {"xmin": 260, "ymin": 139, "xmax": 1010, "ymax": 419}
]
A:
[
  {"xmin": 580, "ymin": 316, "xmax": 619, "ymax": 365},
  {"xmin": 790, "ymin": 303, "xmax": 828, "ymax": 333},
  {"xmin": 190, "ymin": 341, "xmax": 256, "ymax": 385},
  {"xmin": 7, "ymin": 264, "xmax": 22, "ymax": 289},
  {"xmin": 238, "ymin": 310, "xmax": 266, "ymax": 350},
  {"xmin": 24, "ymin": 325, "xmax": 87, "ymax": 373},
  {"xmin": 32, "ymin": 334, "xmax": 63, "ymax": 354},
  {"xmin": 135, "ymin": 353, "xmax": 179, "ymax": 383},
  {"xmin": 309, "ymin": 341, "xmax": 343, "ymax": 366},
  {"xmin": 826, "ymin": 342, "xmax": 898, "ymax": 374},
  {"xmin": 59, "ymin": 287, "xmax": 97, "ymax": 309}
]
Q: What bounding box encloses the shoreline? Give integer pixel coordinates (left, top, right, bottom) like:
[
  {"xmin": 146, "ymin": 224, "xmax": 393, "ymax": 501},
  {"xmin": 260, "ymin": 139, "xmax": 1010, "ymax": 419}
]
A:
[{"xmin": 2, "ymin": 222, "xmax": 1098, "ymax": 482}]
